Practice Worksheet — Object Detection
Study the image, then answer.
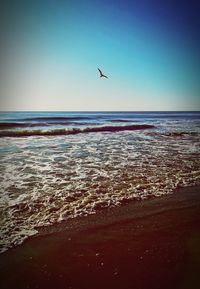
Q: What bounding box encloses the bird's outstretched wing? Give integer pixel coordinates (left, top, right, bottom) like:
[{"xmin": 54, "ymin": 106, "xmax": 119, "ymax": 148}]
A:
[{"xmin": 98, "ymin": 68, "xmax": 103, "ymax": 76}]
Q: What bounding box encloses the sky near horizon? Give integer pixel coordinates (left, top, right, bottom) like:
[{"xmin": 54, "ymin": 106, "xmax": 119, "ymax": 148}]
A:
[{"xmin": 0, "ymin": 0, "xmax": 199, "ymax": 111}]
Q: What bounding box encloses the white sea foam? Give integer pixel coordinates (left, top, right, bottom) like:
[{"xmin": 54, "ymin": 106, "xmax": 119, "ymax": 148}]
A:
[{"xmin": 0, "ymin": 118, "xmax": 200, "ymax": 253}]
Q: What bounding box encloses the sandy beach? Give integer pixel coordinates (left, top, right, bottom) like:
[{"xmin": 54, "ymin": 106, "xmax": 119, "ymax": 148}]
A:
[{"xmin": 0, "ymin": 185, "xmax": 200, "ymax": 289}]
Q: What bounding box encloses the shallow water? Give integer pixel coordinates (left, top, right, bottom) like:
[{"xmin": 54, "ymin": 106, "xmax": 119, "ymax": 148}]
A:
[{"xmin": 0, "ymin": 111, "xmax": 200, "ymax": 253}]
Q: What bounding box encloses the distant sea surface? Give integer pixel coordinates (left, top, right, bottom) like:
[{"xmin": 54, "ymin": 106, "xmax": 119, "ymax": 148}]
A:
[{"xmin": 0, "ymin": 111, "xmax": 200, "ymax": 253}]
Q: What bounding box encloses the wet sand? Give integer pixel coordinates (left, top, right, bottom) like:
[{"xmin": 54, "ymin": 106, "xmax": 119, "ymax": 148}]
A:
[{"xmin": 0, "ymin": 186, "xmax": 200, "ymax": 289}]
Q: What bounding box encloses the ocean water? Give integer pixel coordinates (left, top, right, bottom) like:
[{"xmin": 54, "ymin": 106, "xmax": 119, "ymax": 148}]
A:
[{"xmin": 0, "ymin": 111, "xmax": 200, "ymax": 253}]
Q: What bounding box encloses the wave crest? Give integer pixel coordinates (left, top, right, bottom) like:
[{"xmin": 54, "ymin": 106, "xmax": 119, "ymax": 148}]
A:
[{"xmin": 0, "ymin": 124, "xmax": 155, "ymax": 137}]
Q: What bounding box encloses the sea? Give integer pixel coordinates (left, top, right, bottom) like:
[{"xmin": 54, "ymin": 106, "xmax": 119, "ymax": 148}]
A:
[{"xmin": 0, "ymin": 111, "xmax": 200, "ymax": 253}]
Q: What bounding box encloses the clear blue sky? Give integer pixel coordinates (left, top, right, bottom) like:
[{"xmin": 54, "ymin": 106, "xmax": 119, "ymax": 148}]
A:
[{"xmin": 1, "ymin": 0, "xmax": 199, "ymax": 110}]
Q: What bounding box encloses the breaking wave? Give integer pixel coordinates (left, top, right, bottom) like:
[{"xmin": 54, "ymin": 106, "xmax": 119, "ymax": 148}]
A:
[{"xmin": 0, "ymin": 124, "xmax": 155, "ymax": 137}]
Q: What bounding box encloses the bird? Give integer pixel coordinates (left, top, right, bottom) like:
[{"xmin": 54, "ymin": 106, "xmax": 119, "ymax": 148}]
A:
[{"xmin": 97, "ymin": 68, "xmax": 108, "ymax": 79}]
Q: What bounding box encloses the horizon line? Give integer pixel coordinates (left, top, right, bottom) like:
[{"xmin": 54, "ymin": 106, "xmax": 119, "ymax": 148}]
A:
[{"xmin": 0, "ymin": 110, "xmax": 200, "ymax": 113}]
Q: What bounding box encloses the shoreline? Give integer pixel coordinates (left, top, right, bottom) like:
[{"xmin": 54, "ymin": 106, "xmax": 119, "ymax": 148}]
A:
[
  {"xmin": 37, "ymin": 185, "xmax": 200, "ymax": 237},
  {"xmin": 0, "ymin": 185, "xmax": 200, "ymax": 289}
]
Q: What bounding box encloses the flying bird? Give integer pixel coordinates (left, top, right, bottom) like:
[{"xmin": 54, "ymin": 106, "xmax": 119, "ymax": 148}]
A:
[{"xmin": 98, "ymin": 68, "xmax": 108, "ymax": 79}]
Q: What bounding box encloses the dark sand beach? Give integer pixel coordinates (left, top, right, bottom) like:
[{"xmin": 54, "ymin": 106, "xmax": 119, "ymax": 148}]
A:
[{"xmin": 0, "ymin": 186, "xmax": 200, "ymax": 289}]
